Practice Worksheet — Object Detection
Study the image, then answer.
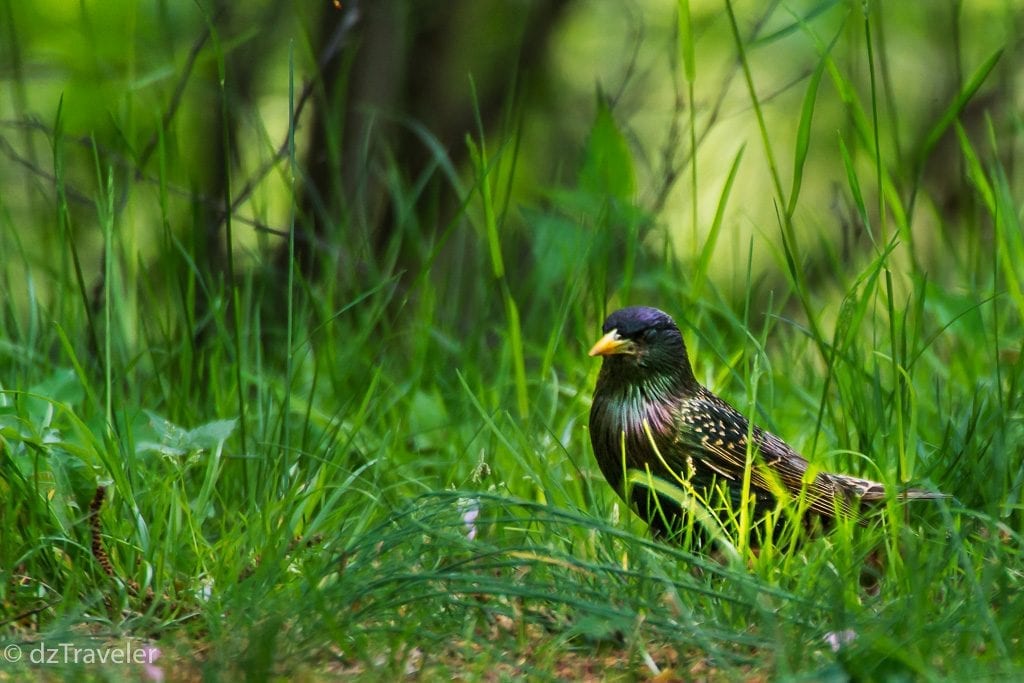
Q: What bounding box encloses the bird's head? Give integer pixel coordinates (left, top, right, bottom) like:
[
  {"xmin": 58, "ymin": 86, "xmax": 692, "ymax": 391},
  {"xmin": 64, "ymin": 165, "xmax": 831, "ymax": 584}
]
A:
[{"xmin": 589, "ymin": 307, "xmax": 696, "ymax": 387}]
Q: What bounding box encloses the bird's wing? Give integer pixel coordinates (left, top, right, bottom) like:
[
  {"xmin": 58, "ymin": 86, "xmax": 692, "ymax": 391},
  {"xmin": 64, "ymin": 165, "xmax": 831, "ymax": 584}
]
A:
[{"xmin": 672, "ymin": 392, "xmax": 856, "ymax": 517}]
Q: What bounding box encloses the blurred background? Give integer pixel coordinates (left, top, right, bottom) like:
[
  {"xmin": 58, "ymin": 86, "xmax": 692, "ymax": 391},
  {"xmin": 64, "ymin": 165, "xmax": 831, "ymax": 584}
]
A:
[{"xmin": 2, "ymin": 0, "xmax": 1019, "ymax": 320}]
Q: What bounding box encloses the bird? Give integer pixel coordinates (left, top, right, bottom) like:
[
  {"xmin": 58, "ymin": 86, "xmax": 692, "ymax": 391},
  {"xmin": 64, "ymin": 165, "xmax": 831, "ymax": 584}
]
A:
[{"xmin": 588, "ymin": 306, "xmax": 947, "ymax": 546}]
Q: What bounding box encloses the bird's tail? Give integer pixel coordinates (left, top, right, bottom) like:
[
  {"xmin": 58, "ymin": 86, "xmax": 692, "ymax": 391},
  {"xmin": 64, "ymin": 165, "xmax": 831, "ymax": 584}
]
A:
[
  {"xmin": 897, "ymin": 487, "xmax": 951, "ymax": 500},
  {"xmin": 830, "ymin": 473, "xmax": 949, "ymax": 502}
]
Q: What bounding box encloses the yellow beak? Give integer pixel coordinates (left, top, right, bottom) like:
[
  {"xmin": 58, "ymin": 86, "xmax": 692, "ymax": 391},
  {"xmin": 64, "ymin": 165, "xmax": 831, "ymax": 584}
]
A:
[{"xmin": 588, "ymin": 329, "xmax": 630, "ymax": 357}]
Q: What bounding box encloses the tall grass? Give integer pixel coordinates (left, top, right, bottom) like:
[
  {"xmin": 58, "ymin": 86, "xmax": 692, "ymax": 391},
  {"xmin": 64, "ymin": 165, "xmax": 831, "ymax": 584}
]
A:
[{"xmin": 1, "ymin": 2, "xmax": 1023, "ymax": 680}]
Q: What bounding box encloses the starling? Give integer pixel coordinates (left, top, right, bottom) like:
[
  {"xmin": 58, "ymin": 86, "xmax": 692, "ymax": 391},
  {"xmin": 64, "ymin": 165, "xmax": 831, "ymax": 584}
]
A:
[{"xmin": 588, "ymin": 306, "xmax": 946, "ymax": 544}]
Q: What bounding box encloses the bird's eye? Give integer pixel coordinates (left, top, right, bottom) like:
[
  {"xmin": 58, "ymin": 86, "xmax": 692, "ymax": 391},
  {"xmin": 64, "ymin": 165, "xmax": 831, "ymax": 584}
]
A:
[{"xmin": 642, "ymin": 328, "xmax": 657, "ymax": 341}]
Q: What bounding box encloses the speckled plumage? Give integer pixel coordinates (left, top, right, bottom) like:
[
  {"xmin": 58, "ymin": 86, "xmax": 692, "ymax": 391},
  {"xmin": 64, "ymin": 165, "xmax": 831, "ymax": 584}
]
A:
[{"xmin": 588, "ymin": 306, "xmax": 946, "ymax": 543}]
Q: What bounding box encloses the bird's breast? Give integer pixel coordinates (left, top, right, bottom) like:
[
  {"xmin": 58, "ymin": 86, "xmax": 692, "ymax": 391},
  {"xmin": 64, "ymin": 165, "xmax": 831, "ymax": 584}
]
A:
[{"xmin": 589, "ymin": 386, "xmax": 679, "ymax": 488}]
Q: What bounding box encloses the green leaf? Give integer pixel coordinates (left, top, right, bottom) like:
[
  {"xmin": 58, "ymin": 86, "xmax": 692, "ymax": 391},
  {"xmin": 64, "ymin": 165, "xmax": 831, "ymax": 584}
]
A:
[
  {"xmin": 695, "ymin": 144, "xmax": 745, "ymax": 295},
  {"xmin": 838, "ymin": 134, "xmax": 870, "ymax": 239},
  {"xmin": 954, "ymin": 121, "xmax": 994, "ymax": 213},
  {"xmin": 787, "ymin": 39, "xmax": 833, "ymax": 218},
  {"xmin": 752, "ymin": 0, "xmax": 843, "ymax": 47},
  {"xmin": 408, "ymin": 388, "xmax": 449, "ymax": 452},
  {"xmin": 188, "ymin": 418, "xmax": 238, "ymax": 450},
  {"xmin": 918, "ymin": 49, "xmax": 1002, "ymax": 168},
  {"xmin": 578, "ymin": 93, "xmax": 636, "ymax": 203},
  {"xmin": 465, "ymin": 134, "xmax": 505, "ymax": 279},
  {"xmin": 138, "ymin": 411, "xmax": 237, "ymax": 457},
  {"xmin": 676, "ymin": 0, "xmax": 695, "ymax": 83}
]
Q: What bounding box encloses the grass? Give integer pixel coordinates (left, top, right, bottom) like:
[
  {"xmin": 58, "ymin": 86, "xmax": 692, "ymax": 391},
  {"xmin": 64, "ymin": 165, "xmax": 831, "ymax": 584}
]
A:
[{"xmin": 2, "ymin": 2, "xmax": 1023, "ymax": 680}]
